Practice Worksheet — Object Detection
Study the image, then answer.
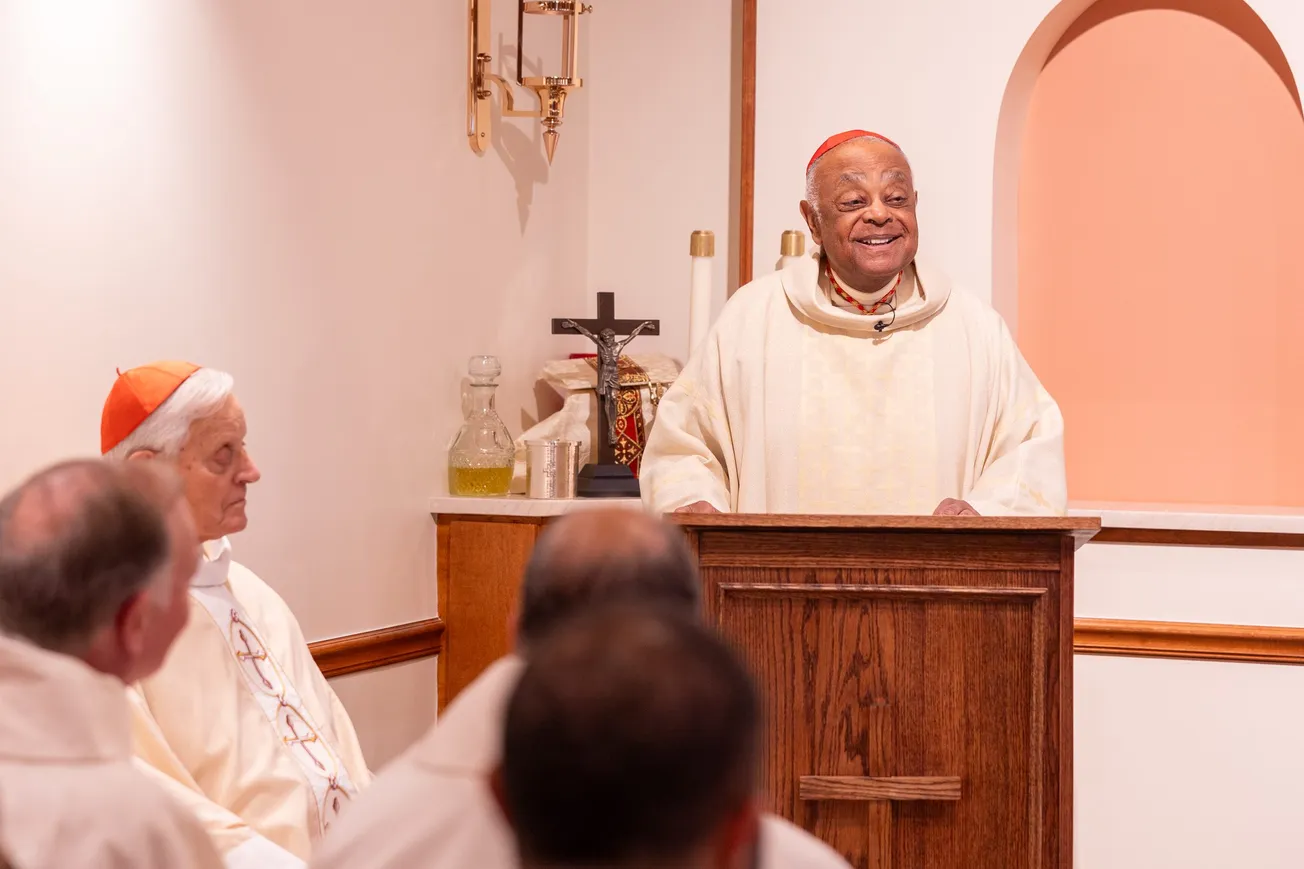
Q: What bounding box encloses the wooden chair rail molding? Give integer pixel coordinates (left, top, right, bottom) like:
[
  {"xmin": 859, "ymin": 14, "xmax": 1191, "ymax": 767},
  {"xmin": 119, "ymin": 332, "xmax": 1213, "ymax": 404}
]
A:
[
  {"xmin": 309, "ymin": 618, "xmax": 444, "ymax": 678},
  {"xmin": 305, "ymin": 614, "xmax": 1303, "ymax": 679},
  {"xmin": 1093, "ymin": 527, "xmax": 1304, "ymax": 548},
  {"xmin": 1073, "ymin": 618, "xmax": 1304, "ymax": 665}
]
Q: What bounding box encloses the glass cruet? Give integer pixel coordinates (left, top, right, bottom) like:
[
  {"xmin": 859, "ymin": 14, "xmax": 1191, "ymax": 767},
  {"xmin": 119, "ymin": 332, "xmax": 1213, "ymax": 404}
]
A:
[{"xmin": 447, "ymin": 355, "xmax": 515, "ymax": 496}]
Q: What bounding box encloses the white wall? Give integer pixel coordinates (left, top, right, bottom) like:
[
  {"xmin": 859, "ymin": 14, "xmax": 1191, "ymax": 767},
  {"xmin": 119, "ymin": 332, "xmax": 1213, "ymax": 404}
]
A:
[
  {"xmin": 1076, "ymin": 654, "xmax": 1304, "ymax": 868},
  {"xmin": 331, "ymin": 658, "xmax": 438, "ymax": 768},
  {"xmin": 1074, "ymin": 540, "xmax": 1304, "ymax": 866},
  {"xmin": 1077, "ymin": 542, "xmax": 1304, "ymax": 627},
  {"xmin": 753, "ymin": 0, "xmax": 1304, "ymax": 863},
  {"xmin": 584, "ymin": 0, "xmax": 734, "ymax": 363},
  {"xmin": 0, "ymin": 0, "xmax": 592, "ymax": 765}
]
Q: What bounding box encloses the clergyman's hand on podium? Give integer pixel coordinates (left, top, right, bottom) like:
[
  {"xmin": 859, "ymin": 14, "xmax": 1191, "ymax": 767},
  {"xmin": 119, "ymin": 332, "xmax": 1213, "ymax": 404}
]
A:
[
  {"xmin": 675, "ymin": 500, "xmax": 720, "ymax": 514},
  {"xmin": 933, "ymin": 498, "xmax": 980, "ymax": 517}
]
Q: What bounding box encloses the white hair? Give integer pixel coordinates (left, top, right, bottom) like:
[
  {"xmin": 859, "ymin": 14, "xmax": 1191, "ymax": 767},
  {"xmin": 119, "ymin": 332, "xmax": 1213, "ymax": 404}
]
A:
[
  {"xmin": 107, "ymin": 367, "xmax": 235, "ymax": 459},
  {"xmin": 803, "ymin": 134, "xmax": 912, "ymax": 214}
]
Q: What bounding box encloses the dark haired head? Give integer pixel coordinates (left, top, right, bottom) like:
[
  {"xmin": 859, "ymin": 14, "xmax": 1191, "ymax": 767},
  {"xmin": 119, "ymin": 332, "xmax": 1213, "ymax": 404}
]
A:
[{"xmin": 499, "ymin": 605, "xmax": 761, "ymax": 868}]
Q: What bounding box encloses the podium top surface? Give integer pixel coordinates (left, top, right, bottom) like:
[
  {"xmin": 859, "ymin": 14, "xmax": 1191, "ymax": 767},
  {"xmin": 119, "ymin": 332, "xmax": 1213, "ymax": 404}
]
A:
[{"xmin": 665, "ymin": 513, "xmax": 1100, "ymax": 545}]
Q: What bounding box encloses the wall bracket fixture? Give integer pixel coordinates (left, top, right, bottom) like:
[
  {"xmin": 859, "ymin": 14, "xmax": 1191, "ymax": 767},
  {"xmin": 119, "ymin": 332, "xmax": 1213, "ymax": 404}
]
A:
[{"xmin": 468, "ymin": 0, "xmax": 592, "ymax": 164}]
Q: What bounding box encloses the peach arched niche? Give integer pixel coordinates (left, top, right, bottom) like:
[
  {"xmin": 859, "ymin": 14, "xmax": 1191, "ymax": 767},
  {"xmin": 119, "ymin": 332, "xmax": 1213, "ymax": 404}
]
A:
[{"xmin": 995, "ymin": 0, "xmax": 1304, "ymax": 506}]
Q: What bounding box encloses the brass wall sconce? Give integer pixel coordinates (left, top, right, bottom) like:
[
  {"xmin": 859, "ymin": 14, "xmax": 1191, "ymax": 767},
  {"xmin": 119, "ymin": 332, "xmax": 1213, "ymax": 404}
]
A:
[{"xmin": 468, "ymin": 0, "xmax": 592, "ymax": 164}]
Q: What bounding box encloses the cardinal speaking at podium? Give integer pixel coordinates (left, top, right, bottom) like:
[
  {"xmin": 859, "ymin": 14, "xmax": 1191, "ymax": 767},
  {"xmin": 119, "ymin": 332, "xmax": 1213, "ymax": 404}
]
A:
[{"xmin": 641, "ymin": 130, "xmax": 1066, "ymax": 517}]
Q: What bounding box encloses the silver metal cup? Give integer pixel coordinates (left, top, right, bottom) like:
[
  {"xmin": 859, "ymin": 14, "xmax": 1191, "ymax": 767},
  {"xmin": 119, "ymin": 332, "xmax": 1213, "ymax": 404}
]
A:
[{"xmin": 526, "ymin": 439, "xmax": 581, "ymax": 499}]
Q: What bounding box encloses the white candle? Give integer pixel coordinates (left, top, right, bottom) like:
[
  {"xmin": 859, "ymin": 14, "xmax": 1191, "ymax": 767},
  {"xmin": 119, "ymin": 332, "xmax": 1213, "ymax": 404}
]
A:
[{"xmin": 688, "ymin": 230, "xmax": 715, "ymax": 357}]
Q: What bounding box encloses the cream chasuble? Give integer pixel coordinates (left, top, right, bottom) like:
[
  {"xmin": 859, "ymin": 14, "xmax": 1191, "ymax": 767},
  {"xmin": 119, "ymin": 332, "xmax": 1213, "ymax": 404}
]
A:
[
  {"xmin": 641, "ymin": 252, "xmax": 1066, "ymax": 515},
  {"xmin": 0, "ymin": 633, "xmax": 223, "ymax": 869},
  {"xmin": 130, "ymin": 538, "xmax": 372, "ymax": 866},
  {"xmin": 311, "ymin": 655, "xmax": 852, "ymax": 869}
]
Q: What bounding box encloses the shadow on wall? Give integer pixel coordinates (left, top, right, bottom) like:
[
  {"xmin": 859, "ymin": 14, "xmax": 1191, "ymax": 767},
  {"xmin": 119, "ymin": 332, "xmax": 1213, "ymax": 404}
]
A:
[
  {"xmin": 1003, "ymin": 0, "xmax": 1304, "ymax": 507},
  {"xmin": 491, "ymin": 34, "xmax": 552, "ymax": 232}
]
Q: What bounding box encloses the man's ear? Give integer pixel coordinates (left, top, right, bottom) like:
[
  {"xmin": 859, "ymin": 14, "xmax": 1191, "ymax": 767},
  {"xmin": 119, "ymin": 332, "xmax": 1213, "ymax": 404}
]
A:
[
  {"xmin": 125, "ymin": 449, "xmax": 159, "ymax": 463},
  {"xmin": 488, "ymin": 764, "xmax": 514, "ymax": 827},
  {"xmin": 115, "ymin": 590, "xmax": 151, "ymax": 661},
  {"xmin": 799, "ymin": 200, "xmax": 823, "ymax": 247}
]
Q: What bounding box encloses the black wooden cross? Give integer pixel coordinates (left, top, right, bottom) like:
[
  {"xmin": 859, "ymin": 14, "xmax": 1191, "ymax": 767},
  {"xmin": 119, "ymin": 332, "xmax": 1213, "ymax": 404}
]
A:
[
  {"xmin": 551, "ymin": 292, "xmax": 660, "ymax": 496},
  {"xmin": 550, "ymin": 292, "xmax": 661, "ymax": 339}
]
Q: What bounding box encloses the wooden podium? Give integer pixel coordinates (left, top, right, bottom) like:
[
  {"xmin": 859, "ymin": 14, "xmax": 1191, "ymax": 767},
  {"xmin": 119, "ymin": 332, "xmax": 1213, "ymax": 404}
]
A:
[{"xmin": 668, "ymin": 514, "xmax": 1098, "ymax": 869}]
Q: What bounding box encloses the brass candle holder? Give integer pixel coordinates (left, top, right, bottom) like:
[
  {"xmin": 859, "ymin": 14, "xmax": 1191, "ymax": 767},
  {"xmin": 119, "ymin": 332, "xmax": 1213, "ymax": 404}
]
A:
[
  {"xmin": 468, "ymin": 0, "xmax": 592, "ymax": 164},
  {"xmin": 781, "ymin": 230, "xmax": 806, "ymax": 258}
]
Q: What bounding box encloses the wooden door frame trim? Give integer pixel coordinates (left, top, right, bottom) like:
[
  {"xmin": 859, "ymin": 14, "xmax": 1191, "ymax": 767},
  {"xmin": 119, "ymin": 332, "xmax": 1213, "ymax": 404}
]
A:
[{"xmin": 737, "ymin": 0, "xmax": 757, "ymax": 287}]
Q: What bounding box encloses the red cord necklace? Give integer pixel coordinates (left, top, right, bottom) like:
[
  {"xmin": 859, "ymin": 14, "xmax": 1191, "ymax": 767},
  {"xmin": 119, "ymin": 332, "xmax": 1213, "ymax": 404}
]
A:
[{"xmin": 827, "ymin": 264, "xmax": 902, "ymax": 315}]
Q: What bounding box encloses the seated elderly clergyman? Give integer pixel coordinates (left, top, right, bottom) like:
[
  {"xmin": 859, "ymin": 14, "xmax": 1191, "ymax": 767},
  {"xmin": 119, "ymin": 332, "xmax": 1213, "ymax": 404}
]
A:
[
  {"xmin": 311, "ymin": 509, "xmax": 851, "ymax": 869},
  {"xmin": 640, "ymin": 129, "xmax": 1066, "ymax": 518},
  {"xmin": 101, "ymin": 361, "xmax": 371, "ymax": 868},
  {"xmin": 495, "ymin": 605, "xmax": 764, "ymax": 869},
  {"xmin": 0, "ymin": 459, "xmax": 222, "ymax": 869}
]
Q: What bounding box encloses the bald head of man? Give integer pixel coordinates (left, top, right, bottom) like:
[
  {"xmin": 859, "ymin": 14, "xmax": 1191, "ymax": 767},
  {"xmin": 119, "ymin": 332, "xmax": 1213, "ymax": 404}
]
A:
[
  {"xmin": 515, "ymin": 509, "xmax": 699, "ymax": 650},
  {"xmin": 0, "ymin": 458, "xmax": 198, "ymax": 682}
]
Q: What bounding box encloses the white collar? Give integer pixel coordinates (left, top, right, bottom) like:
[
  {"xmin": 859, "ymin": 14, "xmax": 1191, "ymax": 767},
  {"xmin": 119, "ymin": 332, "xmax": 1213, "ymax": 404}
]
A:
[
  {"xmin": 782, "ymin": 251, "xmax": 950, "ymax": 335},
  {"xmin": 191, "ymin": 536, "xmax": 233, "ymax": 588}
]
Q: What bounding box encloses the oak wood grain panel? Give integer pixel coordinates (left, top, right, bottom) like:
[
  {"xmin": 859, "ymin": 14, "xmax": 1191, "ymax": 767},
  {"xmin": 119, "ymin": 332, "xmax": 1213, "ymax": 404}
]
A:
[
  {"xmin": 310, "ymin": 618, "xmax": 444, "ymax": 678},
  {"xmin": 699, "ymin": 530, "xmax": 1064, "ymax": 572},
  {"xmin": 671, "ymin": 513, "xmax": 1100, "ymax": 535},
  {"xmin": 719, "ymin": 583, "xmax": 1046, "ymax": 602},
  {"xmin": 1093, "ymin": 526, "xmax": 1304, "ymax": 549},
  {"xmin": 436, "ymin": 515, "xmax": 451, "ymax": 709},
  {"xmin": 1074, "ymin": 618, "xmax": 1304, "ymax": 664},
  {"xmin": 868, "ymin": 803, "xmax": 891, "ymax": 869},
  {"xmin": 800, "ymin": 776, "xmax": 962, "ymax": 802},
  {"xmin": 439, "ymin": 517, "xmax": 542, "ymax": 708},
  {"xmin": 702, "ymin": 544, "xmax": 1071, "ymax": 869},
  {"xmin": 1052, "ymin": 537, "xmax": 1074, "ymax": 869}
]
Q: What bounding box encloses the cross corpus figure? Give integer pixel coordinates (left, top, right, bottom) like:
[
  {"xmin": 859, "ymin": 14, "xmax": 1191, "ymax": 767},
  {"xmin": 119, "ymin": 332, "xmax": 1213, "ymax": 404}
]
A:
[{"xmin": 552, "ymin": 292, "xmax": 660, "ymax": 497}]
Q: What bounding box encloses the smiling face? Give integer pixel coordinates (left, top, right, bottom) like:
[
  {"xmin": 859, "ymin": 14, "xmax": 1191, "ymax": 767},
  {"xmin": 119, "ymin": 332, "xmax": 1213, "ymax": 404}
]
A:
[
  {"xmin": 800, "ymin": 137, "xmax": 919, "ymax": 291},
  {"xmin": 175, "ymin": 395, "xmax": 261, "ymax": 542}
]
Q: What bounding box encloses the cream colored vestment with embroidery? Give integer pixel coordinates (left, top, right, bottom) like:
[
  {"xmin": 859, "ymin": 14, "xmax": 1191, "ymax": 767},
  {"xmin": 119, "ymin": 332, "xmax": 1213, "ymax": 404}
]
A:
[
  {"xmin": 130, "ymin": 538, "xmax": 372, "ymax": 867},
  {"xmin": 0, "ymin": 633, "xmax": 223, "ymax": 869},
  {"xmin": 640, "ymin": 252, "xmax": 1067, "ymax": 516}
]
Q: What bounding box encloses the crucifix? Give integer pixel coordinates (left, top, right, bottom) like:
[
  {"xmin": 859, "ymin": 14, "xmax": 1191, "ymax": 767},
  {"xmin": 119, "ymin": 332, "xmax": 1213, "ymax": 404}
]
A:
[{"xmin": 552, "ymin": 291, "xmax": 660, "ymax": 497}]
